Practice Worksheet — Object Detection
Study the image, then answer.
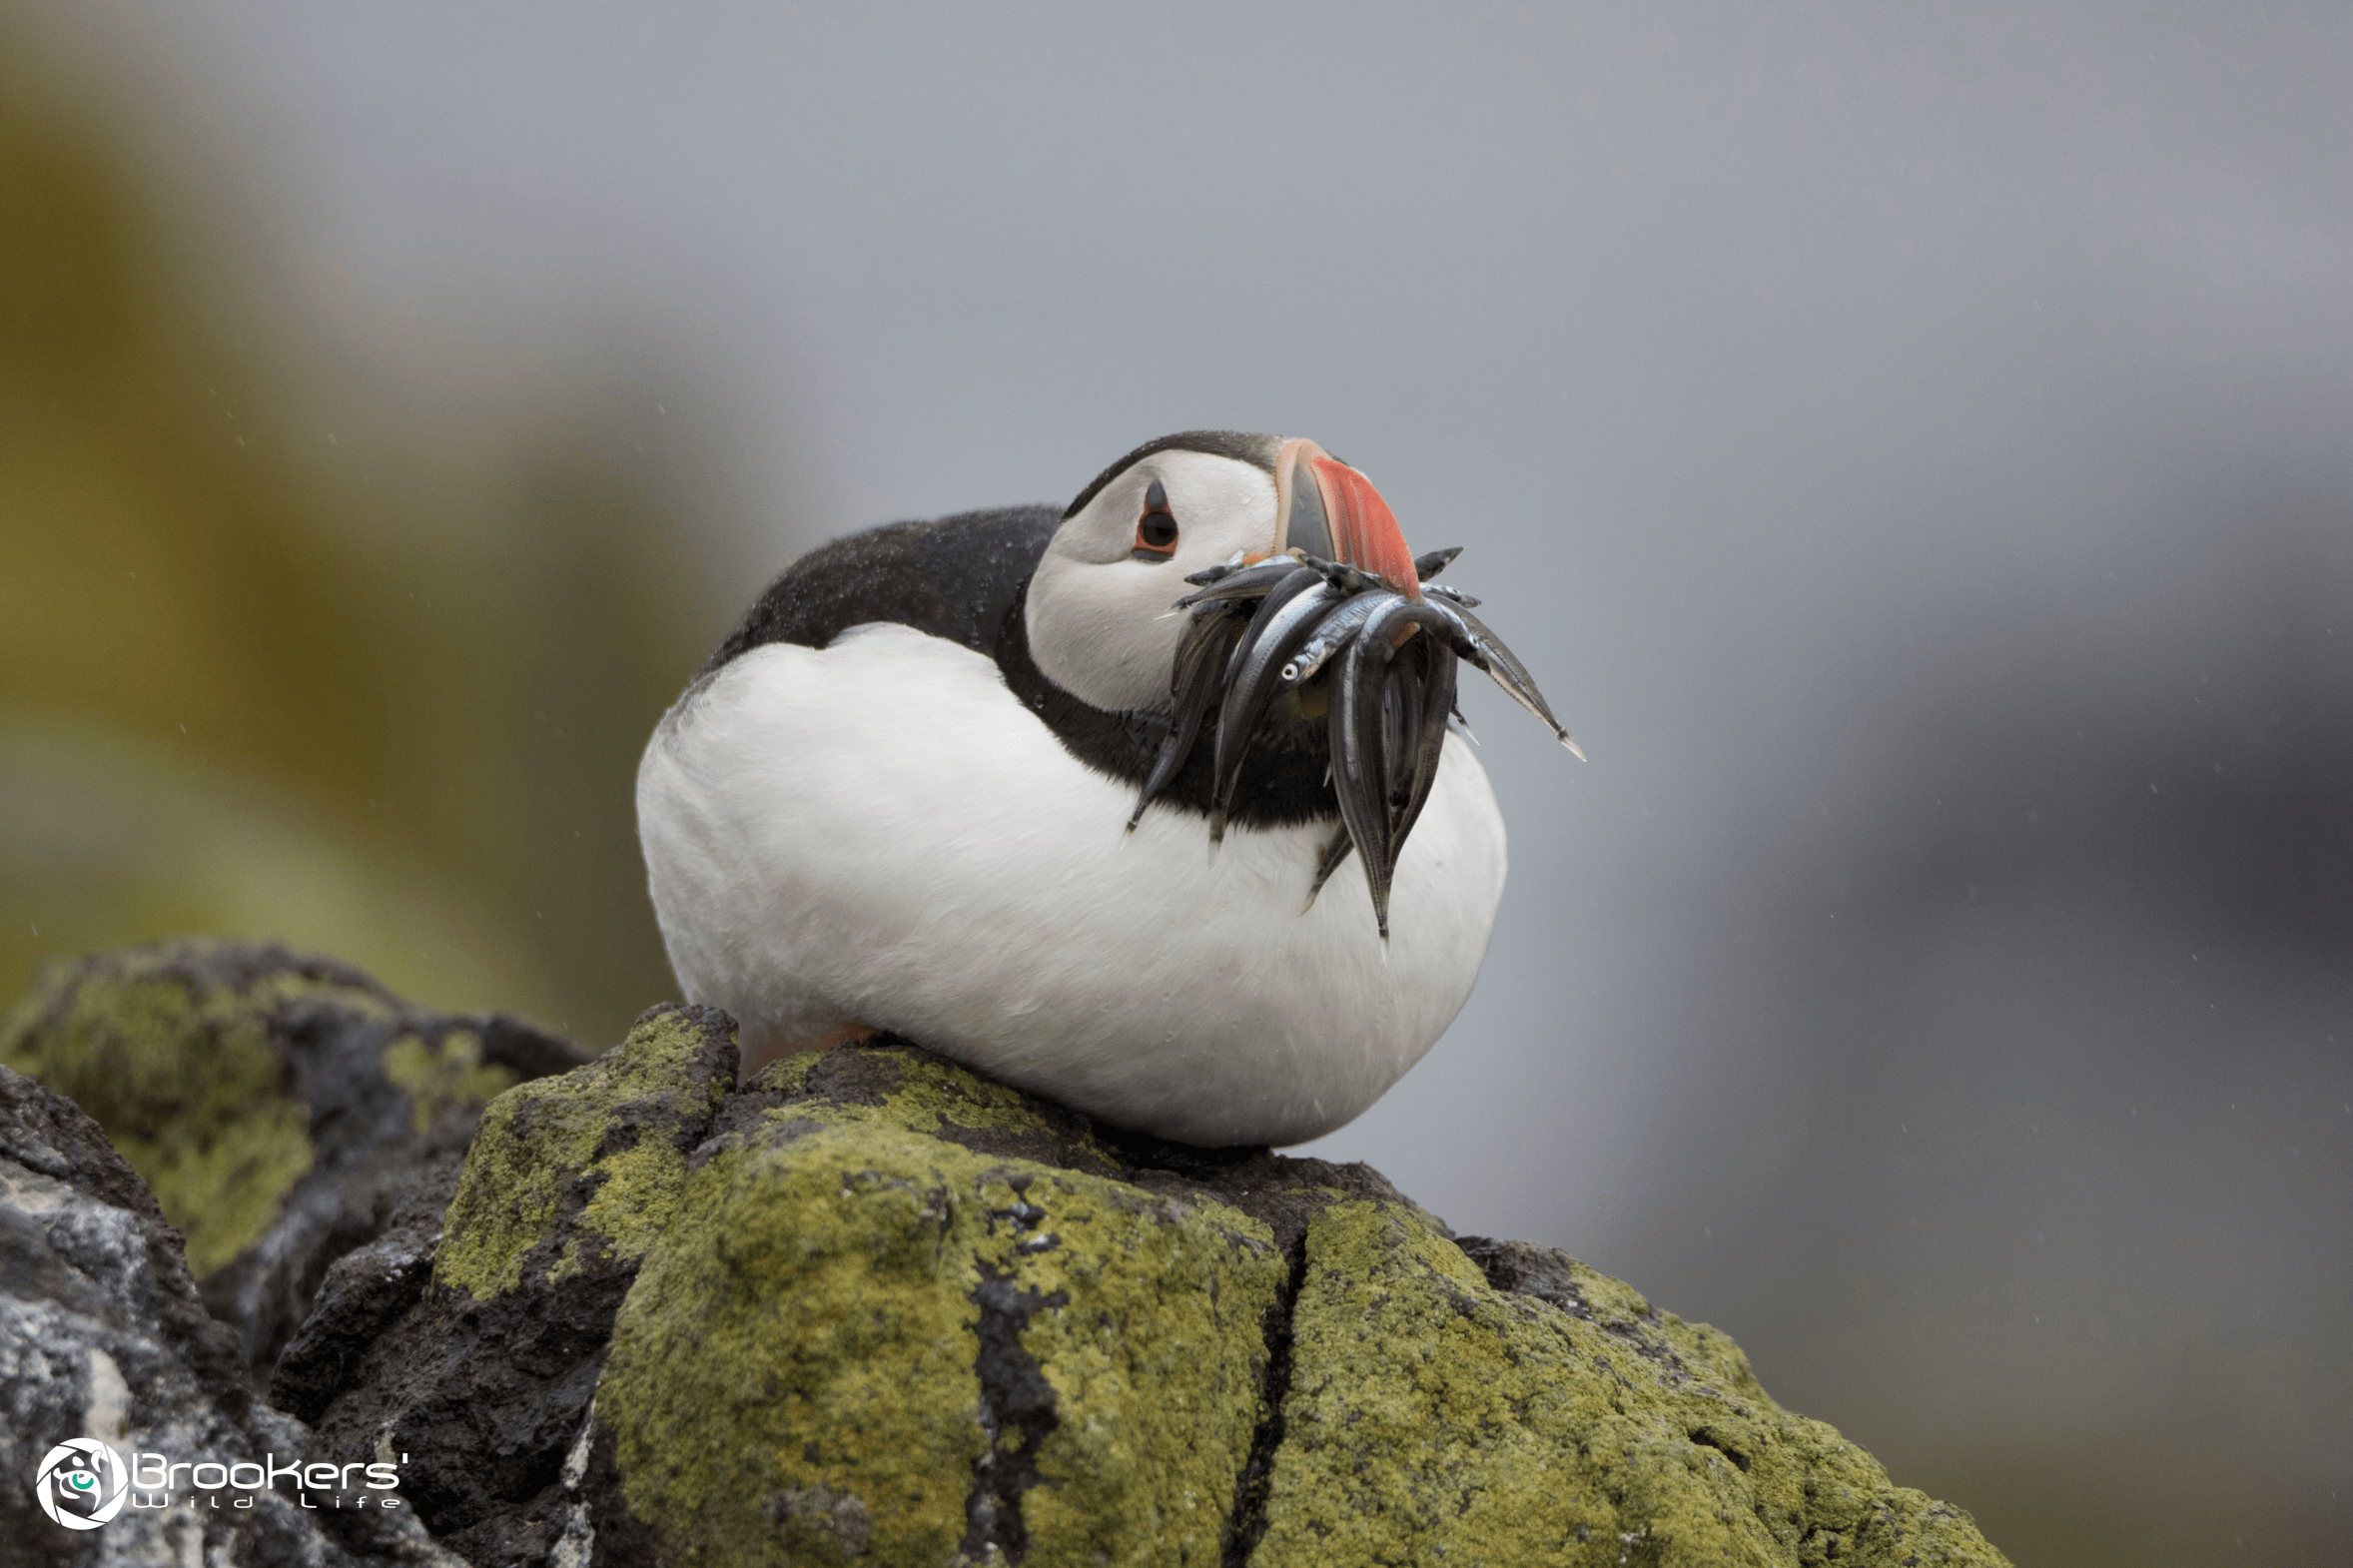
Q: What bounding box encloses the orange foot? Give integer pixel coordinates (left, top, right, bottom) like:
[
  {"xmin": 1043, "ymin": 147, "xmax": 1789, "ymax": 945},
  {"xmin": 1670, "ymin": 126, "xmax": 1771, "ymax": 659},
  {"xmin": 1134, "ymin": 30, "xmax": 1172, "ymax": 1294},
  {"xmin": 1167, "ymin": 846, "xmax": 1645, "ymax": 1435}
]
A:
[{"xmin": 743, "ymin": 1019, "xmax": 875, "ymax": 1082}]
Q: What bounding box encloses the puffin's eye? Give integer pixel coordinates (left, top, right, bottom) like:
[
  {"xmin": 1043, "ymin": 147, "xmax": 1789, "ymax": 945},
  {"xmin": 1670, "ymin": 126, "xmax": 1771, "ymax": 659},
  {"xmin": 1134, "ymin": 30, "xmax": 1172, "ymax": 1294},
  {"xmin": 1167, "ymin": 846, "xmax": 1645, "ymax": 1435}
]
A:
[{"xmin": 1132, "ymin": 478, "xmax": 1178, "ymax": 560}]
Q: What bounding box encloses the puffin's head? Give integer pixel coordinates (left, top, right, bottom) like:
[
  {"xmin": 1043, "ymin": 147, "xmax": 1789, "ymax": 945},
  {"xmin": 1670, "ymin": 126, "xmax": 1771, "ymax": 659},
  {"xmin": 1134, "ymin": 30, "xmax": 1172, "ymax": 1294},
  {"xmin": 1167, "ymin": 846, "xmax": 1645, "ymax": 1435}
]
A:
[
  {"xmin": 1028, "ymin": 428, "xmax": 1579, "ymax": 937},
  {"xmin": 1027, "ymin": 430, "xmax": 1418, "ymax": 713}
]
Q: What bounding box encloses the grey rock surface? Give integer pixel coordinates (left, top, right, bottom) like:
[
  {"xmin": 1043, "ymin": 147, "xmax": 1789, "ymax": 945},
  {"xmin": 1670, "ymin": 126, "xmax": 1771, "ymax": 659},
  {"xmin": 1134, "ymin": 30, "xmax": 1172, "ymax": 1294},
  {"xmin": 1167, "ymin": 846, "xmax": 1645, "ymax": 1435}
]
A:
[
  {"xmin": 305, "ymin": 1003, "xmax": 742, "ymax": 1568},
  {"xmin": 0, "ymin": 938, "xmax": 587, "ymax": 1389},
  {"xmin": 0, "ymin": 1061, "xmax": 462, "ymax": 1566}
]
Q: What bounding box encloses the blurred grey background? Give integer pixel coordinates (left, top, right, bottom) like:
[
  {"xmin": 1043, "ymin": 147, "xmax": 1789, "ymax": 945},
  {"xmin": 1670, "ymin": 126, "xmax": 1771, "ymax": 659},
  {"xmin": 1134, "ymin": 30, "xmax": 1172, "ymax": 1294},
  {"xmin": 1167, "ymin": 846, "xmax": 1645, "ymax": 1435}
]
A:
[{"xmin": 4, "ymin": 3, "xmax": 2347, "ymax": 1562}]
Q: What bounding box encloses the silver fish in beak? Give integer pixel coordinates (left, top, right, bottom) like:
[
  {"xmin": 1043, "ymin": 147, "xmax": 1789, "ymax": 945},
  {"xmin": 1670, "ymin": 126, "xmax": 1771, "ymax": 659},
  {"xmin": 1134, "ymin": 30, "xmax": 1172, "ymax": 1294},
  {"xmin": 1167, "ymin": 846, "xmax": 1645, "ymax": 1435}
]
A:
[{"xmin": 1126, "ymin": 444, "xmax": 1579, "ymax": 937}]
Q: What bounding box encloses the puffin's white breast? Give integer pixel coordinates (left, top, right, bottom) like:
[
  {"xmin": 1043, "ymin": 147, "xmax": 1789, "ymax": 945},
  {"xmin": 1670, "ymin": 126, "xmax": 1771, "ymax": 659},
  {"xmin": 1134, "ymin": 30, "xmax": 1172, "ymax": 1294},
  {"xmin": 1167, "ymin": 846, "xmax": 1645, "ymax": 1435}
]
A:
[{"xmin": 635, "ymin": 622, "xmax": 1507, "ymax": 1146}]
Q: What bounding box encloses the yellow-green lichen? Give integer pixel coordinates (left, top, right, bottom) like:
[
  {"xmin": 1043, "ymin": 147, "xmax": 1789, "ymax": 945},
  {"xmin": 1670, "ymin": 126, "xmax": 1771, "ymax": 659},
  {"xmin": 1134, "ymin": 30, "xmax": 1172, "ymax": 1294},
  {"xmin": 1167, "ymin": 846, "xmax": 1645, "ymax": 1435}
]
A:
[
  {"xmin": 1251, "ymin": 1201, "xmax": 2010, "ymax": 1568},
  {"xmin": 598, "ymin": 1127, "xmax": 991, "ymax": 1566},
  {"xmin": 746, "ymin": 1043, "xmax": 1127, "ymax": 1170},
  {"xmin": 0, "ymin": 945, "xmax": 397, "ymax": 1274},
  {"xmin": 595, "ymin": 1106, "xmax": 1286, "ymax": 1568},
  {"xmin": 742, "ymin": 1048, "xmax": 824, "ymax": 1099},
  {"xmin": 432, "ymin": 1007, "xmax": 730, "ymax": 1300},
  {"xmin": 999, "ymin": 1166, "xmax": 1280, "ymax": 1563},
  {"xmin": 381, "ymin": 1029, "xmax": 519, "ymax": 1135}
]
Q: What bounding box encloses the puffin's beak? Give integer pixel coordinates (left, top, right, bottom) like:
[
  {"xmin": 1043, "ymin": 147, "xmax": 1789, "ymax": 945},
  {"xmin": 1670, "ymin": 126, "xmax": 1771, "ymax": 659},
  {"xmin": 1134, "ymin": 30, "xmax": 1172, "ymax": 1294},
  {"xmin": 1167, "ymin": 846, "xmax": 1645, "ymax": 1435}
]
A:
[
  {"xmin": 1273, "ymin": 438, "xmax": 1420, "ymax": 597},
  {"xmin": 1146, "ymin": 435, "xmax": 1578, "ymax": 935}
]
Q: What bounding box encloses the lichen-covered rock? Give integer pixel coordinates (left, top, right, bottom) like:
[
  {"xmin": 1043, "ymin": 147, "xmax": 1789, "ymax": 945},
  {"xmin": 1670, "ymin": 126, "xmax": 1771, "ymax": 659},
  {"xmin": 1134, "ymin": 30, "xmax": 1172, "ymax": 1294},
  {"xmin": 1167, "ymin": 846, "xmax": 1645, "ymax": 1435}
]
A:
[
  {"xmin": 594, "ymin": 1045, "xmax": 1291, "ymax": 1566},
  {"xmin": 1251, "ymin": 1210, "xmax": 2000, "ymax": 1565},
  {"xmin": 294, "ymin": 1012, "xmax": 2008, "ymax": 1567},
  {"xmin": 4, "ymin": 943, "xmax": 2011, "ymax": 1565},
  {"xmin": 0, "ymin": 1061, "xmax": 462, "ymax": 1567},
  {"xmin": 0, "ymin": 938, "xmax": 587, "ymax": 1385},
  {"xmin": 306, "ymin": 1002, "xmax": 744, "ymax": 1567}
]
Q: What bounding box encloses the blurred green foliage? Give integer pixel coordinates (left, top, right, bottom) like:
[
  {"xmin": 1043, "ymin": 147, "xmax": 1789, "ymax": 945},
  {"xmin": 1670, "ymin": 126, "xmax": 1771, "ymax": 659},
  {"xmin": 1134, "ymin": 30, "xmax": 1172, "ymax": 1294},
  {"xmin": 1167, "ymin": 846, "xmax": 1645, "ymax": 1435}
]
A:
[{"xmin": 0, "ymin": 65, "xmax": 727, "ymax": 1044}]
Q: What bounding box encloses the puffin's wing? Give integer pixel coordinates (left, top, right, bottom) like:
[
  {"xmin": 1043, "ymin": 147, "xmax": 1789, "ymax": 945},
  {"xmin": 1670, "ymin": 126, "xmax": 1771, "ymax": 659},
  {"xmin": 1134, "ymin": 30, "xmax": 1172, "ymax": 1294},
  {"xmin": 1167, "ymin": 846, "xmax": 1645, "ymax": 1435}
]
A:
[{"xmin": 700, "ymin": 504, "xmax": 1061, "ymax": 675}]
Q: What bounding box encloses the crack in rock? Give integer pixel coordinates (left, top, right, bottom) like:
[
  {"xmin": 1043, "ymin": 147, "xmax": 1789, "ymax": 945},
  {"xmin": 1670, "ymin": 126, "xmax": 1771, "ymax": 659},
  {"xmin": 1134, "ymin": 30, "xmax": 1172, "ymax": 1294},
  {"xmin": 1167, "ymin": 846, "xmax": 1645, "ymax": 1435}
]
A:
[
  {"xmin": 959, "ymin": 1262, "xmax": 1069, "ymax": 1562},
  {"xmin": 1219, "ymin": 1232, "xmax": 1308, "ymax": 1568}
]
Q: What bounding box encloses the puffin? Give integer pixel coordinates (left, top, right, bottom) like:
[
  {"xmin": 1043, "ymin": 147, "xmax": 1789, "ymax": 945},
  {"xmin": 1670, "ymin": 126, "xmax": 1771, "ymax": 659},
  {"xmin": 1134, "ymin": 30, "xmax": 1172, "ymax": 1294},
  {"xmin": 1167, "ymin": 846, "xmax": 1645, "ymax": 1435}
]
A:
[{"xmin": 636, "ymin": 431, "xmax": 1578, "ymax": 1147}]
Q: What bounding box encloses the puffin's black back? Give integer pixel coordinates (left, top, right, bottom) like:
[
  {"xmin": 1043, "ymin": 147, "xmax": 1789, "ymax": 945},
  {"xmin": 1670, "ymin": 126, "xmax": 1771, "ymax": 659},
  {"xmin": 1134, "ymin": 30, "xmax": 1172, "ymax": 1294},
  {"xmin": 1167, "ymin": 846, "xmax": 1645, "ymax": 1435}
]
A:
[
  {"xmin": 702, "ymin": 505, "xmax": 1061, "ymax": 673},
  {"xmin": 702, "ymin": 504, "xmax": 1338, "ymax": 829}
]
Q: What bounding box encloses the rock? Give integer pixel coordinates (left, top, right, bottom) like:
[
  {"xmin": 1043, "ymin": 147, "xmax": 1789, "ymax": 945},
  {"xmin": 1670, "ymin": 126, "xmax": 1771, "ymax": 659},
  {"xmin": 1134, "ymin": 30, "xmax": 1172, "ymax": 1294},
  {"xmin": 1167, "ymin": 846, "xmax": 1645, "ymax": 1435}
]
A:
[
  {"xmin": 306, "ymin": 1005, "xmax": 2012, "ymax": 1567},
  {"xmin": 307, "ymin": 1001, "xmax": 744, "ymax": 1566},
  {"xmin": 0, "ymin": 938, "xmax": 588, "ymax": 1387},
  {"xmin": 1260, "ymin": 1218, "xmax": 2004, "ymax": 1563},
  {"xmin": 0, "ymin": 1060, "xmax": 462, "ymax": 1566},
  {"xmin": 5, "ymin": 943, "xmax": 2012, "ymax": 1564}
]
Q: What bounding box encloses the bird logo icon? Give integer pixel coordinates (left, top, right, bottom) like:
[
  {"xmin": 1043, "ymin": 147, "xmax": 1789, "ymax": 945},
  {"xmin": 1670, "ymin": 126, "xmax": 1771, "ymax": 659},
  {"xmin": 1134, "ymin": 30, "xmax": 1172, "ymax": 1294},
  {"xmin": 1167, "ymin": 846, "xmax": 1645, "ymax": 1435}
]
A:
[{"xmin": 33, "ymin": 1438, "xmax": 129, "ymax": 1529}]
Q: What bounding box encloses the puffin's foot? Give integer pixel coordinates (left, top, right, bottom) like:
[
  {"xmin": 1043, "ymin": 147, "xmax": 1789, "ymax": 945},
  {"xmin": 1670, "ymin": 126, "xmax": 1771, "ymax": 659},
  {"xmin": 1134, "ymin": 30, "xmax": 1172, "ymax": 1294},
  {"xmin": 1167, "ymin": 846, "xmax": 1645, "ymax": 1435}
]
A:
[{"xmin": 743, "ymin": 1019, "xmax": 875, "ymax": 1081}]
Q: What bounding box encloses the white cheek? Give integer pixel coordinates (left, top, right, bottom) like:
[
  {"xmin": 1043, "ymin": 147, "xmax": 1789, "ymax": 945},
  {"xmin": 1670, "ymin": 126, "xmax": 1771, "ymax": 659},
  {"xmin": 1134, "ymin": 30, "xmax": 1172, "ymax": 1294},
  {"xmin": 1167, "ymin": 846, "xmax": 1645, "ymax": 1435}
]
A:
[
  {"xmin": 1028, "ymin": 450, "xmax": 1281, "ymax": 713},
  {"xmin": 1028, "ymin": 554, "xmax": 1186, "ymax": 712}
]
